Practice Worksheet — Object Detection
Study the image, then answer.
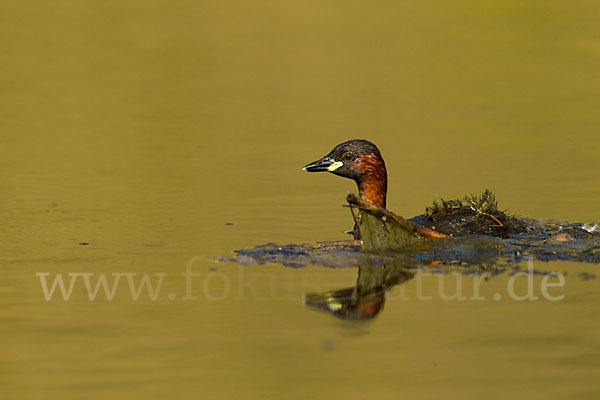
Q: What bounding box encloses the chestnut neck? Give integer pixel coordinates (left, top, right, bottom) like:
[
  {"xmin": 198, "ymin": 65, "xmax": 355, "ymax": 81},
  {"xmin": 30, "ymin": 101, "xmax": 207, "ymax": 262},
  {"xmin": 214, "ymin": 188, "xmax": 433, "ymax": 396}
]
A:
[{"xmin": 355, "ymin": 154, "xmax": 387, "ymax": 209}]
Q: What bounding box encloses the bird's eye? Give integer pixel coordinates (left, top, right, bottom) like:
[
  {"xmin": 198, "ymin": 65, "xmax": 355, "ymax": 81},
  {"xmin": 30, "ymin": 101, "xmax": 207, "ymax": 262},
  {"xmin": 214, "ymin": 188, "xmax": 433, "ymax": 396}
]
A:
[{"xmin": 343, "ymin": 153, "xmax": 353, "ymax": 161}]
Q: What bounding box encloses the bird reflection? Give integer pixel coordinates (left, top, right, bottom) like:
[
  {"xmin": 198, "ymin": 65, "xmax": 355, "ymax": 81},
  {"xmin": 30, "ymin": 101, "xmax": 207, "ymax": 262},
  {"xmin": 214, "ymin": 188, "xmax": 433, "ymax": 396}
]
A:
[{"xmin": 303, "ymin": 255, "xmax": 416, "ymax": 320}]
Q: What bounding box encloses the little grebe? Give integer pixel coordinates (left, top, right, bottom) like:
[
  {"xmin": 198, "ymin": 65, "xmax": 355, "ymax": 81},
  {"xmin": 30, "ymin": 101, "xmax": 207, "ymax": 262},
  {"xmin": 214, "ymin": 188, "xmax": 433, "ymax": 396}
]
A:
[{"xmin": 303, "ymin": 139, "xmax": 534, "ymax": 239}]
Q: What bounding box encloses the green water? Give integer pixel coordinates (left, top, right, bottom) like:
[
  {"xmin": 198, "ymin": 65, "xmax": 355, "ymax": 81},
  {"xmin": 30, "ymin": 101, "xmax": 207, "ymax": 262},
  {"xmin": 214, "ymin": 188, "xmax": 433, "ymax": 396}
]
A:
[{"xmin": 1, "ymin": 1, "xmax": 599, "ymax": 399}]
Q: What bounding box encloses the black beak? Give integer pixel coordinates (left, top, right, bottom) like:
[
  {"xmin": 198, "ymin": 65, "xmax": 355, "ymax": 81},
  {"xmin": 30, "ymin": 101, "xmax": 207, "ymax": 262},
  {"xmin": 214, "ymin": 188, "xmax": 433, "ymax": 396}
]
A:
[{"xmin": 302, "ymin": 156, "xmax": 334, "ymax": 172}]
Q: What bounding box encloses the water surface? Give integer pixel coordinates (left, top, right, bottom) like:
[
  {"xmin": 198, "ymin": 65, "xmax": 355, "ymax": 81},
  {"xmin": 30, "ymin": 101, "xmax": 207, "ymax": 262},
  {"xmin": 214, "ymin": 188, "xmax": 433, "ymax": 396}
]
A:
[{"xmin": 1, "ymin": 1, "xmax": 599, "ymax": 399}]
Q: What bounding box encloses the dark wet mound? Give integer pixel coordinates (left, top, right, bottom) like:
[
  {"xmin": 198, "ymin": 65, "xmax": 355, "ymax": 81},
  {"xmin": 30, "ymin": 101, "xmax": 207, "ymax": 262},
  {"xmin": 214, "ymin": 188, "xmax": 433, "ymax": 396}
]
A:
[
  {"xmin": 409, "ymin": 190, "xmax": 530, "ymax": 237},
  {"xmin": 217, "ymin": 241, "xmax": 361, "ymax": 268}
]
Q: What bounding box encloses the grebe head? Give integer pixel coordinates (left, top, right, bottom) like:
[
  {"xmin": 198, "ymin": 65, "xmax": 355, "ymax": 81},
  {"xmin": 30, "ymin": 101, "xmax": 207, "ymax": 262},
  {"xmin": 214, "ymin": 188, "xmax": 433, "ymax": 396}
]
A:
[{"xmin": 303, "ymin": 139, "xmax": 388, "ymax": 208}]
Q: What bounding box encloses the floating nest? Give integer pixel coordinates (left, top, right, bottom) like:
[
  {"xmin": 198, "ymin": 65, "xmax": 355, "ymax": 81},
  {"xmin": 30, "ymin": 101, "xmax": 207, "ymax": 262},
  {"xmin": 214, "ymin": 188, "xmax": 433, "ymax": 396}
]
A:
[
  {"xmin": 221, "ymin": 190, "xmax": 600, "ymax": 268},
  {"xmin": 409, "ymin": 189, "xmax": 529, "ymax": 237}
]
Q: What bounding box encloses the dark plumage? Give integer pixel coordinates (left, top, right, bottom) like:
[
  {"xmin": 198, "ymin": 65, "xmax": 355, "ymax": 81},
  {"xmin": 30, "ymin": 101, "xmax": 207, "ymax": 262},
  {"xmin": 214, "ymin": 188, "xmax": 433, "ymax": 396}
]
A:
[{"xmin": 303, "ymin": 139, "xmax": 388, "ymax": 209}]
